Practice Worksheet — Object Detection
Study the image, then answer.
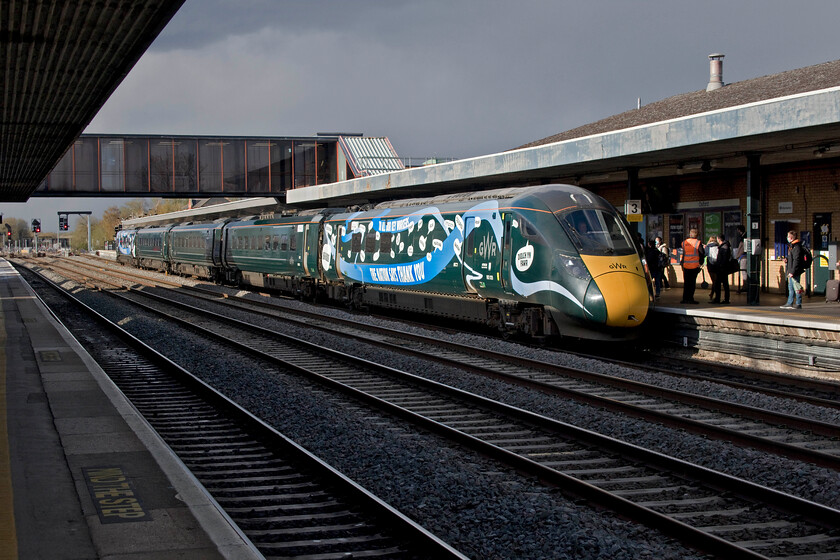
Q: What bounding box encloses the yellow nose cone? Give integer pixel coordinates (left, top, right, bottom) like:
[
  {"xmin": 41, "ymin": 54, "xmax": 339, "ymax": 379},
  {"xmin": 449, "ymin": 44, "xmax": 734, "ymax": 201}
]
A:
[
  {"xmin": 581, "ymin": 254, "xmax": 650, "ymax": 328},
  {"xmin": 596, "ymin": 271, "xmax": 650, "ymax": 327}
]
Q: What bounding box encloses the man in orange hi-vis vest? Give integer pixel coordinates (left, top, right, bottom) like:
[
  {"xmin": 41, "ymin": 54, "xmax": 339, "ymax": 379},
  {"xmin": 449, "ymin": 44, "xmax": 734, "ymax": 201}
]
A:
[{"xmin": 680, "ymin": 228, "xmax": 705, "ymax": 304}]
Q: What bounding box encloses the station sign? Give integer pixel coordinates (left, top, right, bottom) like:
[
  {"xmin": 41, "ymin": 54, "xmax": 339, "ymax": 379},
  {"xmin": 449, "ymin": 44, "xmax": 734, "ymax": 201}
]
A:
[{"xmin": 625, "ymin": 200, "xmax": 643, "ymax": 222}]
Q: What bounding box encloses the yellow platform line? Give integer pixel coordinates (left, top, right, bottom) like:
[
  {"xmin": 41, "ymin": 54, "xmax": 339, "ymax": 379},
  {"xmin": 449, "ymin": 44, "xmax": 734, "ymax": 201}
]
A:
[{"xmin": 0, "ymin": 293, "xmax": 18, "ymax": 559}]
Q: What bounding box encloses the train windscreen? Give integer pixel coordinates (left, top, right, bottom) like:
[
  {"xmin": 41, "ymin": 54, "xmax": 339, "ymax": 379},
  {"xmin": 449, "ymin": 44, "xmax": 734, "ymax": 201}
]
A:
[{"xmin": 560, "ymin": 209, "xmax": 637, "ymax": 256}]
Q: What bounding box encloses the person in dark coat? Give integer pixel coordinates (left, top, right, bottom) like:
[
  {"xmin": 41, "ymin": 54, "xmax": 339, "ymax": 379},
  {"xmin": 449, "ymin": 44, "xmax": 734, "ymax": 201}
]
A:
[
  {"xmin": 709, "ymin": 234, "xmax": 731, "ymax": 304},
  {"xmin": 645, "ymin": 239, "xmax": 662, "ymax": 298},
  {"xmin": 781, "ymin": 230, "xmax": 805, "ymax": 309}
]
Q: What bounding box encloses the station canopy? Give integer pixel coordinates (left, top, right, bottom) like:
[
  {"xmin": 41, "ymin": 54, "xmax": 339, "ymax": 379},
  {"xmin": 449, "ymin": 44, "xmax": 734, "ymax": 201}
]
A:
[{"xmin": 0, "ymin": 1, "xmax": 185, "ymax": 202}]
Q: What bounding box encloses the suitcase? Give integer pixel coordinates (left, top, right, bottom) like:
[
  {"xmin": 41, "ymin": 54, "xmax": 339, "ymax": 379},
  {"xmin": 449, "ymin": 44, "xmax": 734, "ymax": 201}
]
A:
[{"xmin": 826, "ymin": 279, "xmax": 840, "ymax": 302}]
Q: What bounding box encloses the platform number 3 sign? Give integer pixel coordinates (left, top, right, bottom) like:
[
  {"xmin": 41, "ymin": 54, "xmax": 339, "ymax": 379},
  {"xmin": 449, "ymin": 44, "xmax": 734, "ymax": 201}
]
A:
[{"xmin": 625, "ymin": 200, "xmax": 642, "ymax": 222}]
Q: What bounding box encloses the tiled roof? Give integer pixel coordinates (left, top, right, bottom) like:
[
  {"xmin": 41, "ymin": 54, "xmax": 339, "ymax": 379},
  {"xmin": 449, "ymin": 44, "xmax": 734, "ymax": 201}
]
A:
[{"xmin": 517, "ymin": 59, "xmax": 840, "ymax": 150}]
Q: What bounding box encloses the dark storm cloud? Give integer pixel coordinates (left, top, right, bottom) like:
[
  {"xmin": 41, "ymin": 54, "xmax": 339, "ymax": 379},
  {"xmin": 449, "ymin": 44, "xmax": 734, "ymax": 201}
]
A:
[{"xmin": 136, "ymin": 0, "xmax": 840, "ymax": 160}]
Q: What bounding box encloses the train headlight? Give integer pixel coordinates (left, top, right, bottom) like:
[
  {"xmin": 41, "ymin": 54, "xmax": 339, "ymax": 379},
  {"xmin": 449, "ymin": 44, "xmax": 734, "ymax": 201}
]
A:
[{"xmin": 561, "ymin": 255, "xmax": 590, "ymax": 280}]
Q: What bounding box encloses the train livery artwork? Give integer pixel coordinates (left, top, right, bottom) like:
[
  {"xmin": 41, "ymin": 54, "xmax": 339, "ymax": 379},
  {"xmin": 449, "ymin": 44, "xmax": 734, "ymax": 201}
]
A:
[{"xmin": 115, "ymin": 185, "xmax": 652, "ymax": 340}]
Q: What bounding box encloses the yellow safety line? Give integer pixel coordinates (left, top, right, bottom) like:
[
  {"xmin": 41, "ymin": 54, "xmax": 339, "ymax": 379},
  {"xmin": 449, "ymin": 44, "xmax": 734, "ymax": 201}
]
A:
[{"xmin": 0, "ymin": 281, "xmax": 18, "ymax": 559}]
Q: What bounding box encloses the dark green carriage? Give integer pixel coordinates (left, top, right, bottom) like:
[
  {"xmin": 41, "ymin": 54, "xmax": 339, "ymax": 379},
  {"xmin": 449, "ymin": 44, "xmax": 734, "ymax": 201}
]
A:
[
  {"xmin": 134, "ymin": 226, "xmax": 173, "ymax": 272},
  {"xmin": 169, "ymin": 222, "xmax": 227, "ymax": 280},
  {"xmin": 222, "ymin": 215, "xmax": 317, "ymax": 291}
]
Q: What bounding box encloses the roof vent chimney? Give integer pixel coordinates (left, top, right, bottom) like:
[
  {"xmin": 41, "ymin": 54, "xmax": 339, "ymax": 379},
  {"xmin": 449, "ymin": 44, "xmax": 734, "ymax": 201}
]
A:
[{"xmin": 707, "ymin": 53, "xmax": 725, "ymax": 91}]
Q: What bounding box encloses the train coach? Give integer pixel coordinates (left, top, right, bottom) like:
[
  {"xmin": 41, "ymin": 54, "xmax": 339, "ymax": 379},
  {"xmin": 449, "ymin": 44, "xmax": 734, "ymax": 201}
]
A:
[{"xmin": 116, "ymin": 184, "xmax": 652, "ymax": 340}]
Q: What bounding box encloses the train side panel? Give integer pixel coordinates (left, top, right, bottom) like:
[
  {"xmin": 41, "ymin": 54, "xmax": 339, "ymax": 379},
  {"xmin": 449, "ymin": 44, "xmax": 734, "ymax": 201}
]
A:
[
  {"xmin": 169, "ymin": 223, "xmax": 224, "ymax": 279},
  {"xmin": 322, "ymin": 199, "xmax": 507, "ymax": 295},
  {"xmin": 134, "ymin": 226, "xmax": 172, "ymax": 272}
]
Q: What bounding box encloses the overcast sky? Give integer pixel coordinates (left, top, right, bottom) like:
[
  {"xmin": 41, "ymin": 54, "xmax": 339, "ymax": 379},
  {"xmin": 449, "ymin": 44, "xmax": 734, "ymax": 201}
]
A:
[{"xmin": 6, "ymin": 0, "xmax": 840, "ymax": 230}]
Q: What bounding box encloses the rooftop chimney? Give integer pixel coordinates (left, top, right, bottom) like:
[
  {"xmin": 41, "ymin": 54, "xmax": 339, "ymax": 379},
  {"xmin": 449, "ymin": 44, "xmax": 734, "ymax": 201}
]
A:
[{"xmin": 707, "ymin": 53, "xmax": 725, "ymax": 91}]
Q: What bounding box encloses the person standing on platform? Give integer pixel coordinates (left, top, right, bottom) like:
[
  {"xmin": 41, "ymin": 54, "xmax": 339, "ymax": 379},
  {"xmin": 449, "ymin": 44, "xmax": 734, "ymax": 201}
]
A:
[
  {"xmin": 734, "ymin": 225, "xmax": 748, "ymax": 293},
  {"xmin": 680, "ymin": 228, "xmax": 705, "ymax": 304},
  {"xmin": 645, "ymin": 239, "xmax": 662, "ymax": 298},
  {"xmin": 710, "ymin": 234, "xmax": 731, "ymax": 304},
  {"xmin": 655, "ymin": 236, "xmax": 671, "ymax": 289},
  {"xmin": 781, "ymin": 230, "xmax": 805, "ymax": 310},
  {"xmin": 705, "ymin": 235, "xmax": 719, "ymax": 301}
]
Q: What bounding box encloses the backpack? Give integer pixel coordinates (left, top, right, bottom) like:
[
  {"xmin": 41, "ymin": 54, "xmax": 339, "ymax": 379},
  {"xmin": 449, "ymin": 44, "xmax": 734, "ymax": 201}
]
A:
[
  {"xmin": 706, "ymin": 244, "xmax": 719, "ymax": 266},
  {"xmin": 728, "ymin": 254, "xmax": 740, "ymax": 274},
  {"xmin": 657, "ymin": 250, "xmax": 669, "ymax": 269},
  {"xmin": 802, "ymin": 247, "xmax": 813, "ymax": 269}
]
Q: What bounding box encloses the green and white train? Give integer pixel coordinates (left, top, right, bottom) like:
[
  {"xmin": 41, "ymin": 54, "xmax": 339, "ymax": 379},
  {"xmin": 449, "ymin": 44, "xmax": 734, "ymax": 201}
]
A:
[{"xmin": 116, "ymin": 184, "xmax": 652, "ymax": 340}]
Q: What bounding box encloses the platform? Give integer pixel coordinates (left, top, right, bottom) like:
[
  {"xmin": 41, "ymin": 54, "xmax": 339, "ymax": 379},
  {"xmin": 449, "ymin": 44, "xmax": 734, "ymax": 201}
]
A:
[
  {"xmin": 0, "ymin": 259, "xmax": 261, "ymax": 560},
  {"xmin": 648, "ymin": 280, "xmax": 840, "ymax": 376}
]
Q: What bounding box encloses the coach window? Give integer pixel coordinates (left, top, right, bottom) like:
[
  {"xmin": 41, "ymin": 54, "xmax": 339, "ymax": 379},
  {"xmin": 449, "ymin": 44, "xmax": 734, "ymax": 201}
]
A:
[
  {"xmin": 380, "ymin": 232, "xmax": 392, "ymax": 254},
  {"xmin": 272, "ymin": 235, "xmax": 280, "ymax": 251},
  {"xmin": 365, "ymin": 231, "xmax": 377, "ymax": 253},
  {"xmin": 280, "ymin": 234, "xmax": 289, "ymax": 251},
  {"xmin": 351, "ymin": 232, "xmax": 362, "ymax": 253},
  {"xmin": 264, "ymin": 236, "xmax": 271, "ymax": 251},
  {"xmin": 290, "ymin": 233, "xmax": 297, "ymax": 251},
  {"xmin": 519, "ymin": 216, "xmax": 543, "ymax": 244}
]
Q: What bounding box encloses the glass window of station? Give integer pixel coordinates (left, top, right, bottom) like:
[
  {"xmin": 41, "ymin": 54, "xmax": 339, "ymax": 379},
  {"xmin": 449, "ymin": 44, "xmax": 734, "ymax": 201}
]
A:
[{"xmin": 43, "ymin": 136, "xmax": 340, "ymax": 194}]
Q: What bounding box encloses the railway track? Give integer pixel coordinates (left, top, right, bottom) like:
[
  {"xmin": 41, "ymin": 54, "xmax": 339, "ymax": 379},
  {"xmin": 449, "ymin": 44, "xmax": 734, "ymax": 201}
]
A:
[
  {"xmin": 41, "ymin": 257, "xmax": 840, "ymax": 471},
  {"xmin": 20, "ymin": 264, "xmax": 466, "ymax": 560},
  {"xmin": 22, "ymin": 260, "xmax": 840, "ymax": 559},
  {"xmin": 61, "ymin": 255, "xmax": 840, "ymax": 409}
]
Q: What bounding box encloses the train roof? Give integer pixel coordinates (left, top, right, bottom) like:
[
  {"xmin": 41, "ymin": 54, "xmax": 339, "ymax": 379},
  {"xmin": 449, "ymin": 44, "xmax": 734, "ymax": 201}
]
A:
[
  {"xmin": 372, "ymin": 184, "xmax": 609, "ymax": 213},
  {"xmin": 374, "ymin": 185, "xmax": 550, "ymax": 209}
]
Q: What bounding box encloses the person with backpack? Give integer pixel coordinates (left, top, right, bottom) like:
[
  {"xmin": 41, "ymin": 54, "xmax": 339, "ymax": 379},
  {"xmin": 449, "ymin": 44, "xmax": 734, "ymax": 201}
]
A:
[
  {"xmin": 709, "ymin": 234, "xmax": 731, "ymax": 304},
  {"xmin": 705, "ymin": 236, "xmax": 719, "ymax": 301},
  {"xmin": 645, "ymin": 239, "xmax": 663, "ymax": 298},
  {"xmin": 655, "ymin": 236, "xmax": 671, "ymax": 290},
  {"xmin": 781, "ymin": 230, "xmax": 809, "ymax": 310}
]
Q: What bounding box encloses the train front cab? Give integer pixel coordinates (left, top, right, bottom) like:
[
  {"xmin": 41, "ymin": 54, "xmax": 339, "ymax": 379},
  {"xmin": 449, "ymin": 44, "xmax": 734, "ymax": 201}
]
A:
[{"xmin": 556, "ymin": 206, "xmax": 650, "ymax": 335}]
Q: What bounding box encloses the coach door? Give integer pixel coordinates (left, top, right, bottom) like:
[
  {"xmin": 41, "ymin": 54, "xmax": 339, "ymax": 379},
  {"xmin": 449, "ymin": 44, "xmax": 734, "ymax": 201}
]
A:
[
  {"xmin": 302, "ymin": 223, "xmax": 312, "ymax": 277},
  {"xmin": 501, "ymin": 213, "xmax": 514, "ymax": 293},
  {"xmin": 461, "ymin": 217, "xmax": 489, "ymax": 294}
]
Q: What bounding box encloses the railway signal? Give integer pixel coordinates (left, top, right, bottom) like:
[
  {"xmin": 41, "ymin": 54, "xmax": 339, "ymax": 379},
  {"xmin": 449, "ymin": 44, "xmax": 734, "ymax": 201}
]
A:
[
  {"xmin": 5, "ymin": 224, "xmax": 11, "ymax": 238},
  {"xmin": 32, "ymin": 219, "xmax": 40, "ymax": 233}
]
